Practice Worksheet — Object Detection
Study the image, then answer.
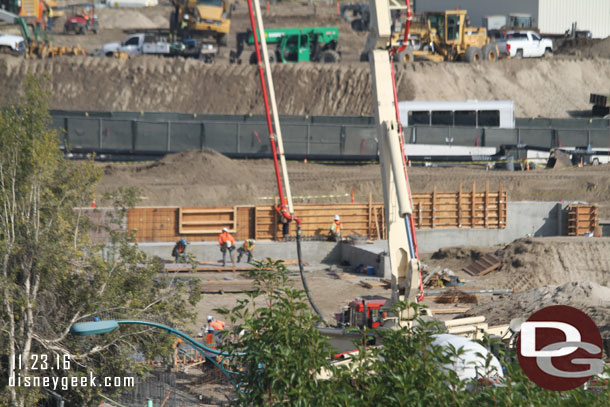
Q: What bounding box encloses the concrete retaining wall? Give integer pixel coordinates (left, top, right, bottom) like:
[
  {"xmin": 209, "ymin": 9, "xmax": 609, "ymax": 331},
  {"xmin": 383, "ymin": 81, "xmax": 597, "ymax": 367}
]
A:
[
  {"xmin": 138, "ymin": 240, "xmax": 341, "ymax": 265},
  {"xmin": 341, "ymin": 201, "xmax": 566, "ymax": 278},
  {"xmin": 137, "ymin": 201, "xmax": 571, "ymax": 277}
]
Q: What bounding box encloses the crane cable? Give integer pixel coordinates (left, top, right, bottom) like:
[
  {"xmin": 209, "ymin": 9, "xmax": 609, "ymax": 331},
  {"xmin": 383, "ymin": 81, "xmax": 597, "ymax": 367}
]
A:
[
  {"xmin": 388, "ymin": 0, "xmax": 424, "ymax": 302},
  {"xmin": 246, "ymin": 0, "xmax": 329, "ymax": 326}
]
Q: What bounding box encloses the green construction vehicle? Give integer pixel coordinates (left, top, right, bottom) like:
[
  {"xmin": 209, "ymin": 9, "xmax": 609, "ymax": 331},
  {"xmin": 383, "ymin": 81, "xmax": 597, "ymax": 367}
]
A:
[{"xmin": 230, "ymin": 26, "xmax": 341, "ymax": 64}]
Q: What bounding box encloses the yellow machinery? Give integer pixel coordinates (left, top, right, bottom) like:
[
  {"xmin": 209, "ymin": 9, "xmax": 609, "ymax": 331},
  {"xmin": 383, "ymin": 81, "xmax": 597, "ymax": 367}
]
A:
[
  {"xmin": 396, "ymin": 9, "xmax": 498, "ymax": 64},
  {"xmin": 170, "ymin": 0, "xmax": 231, "ymax": 46}
]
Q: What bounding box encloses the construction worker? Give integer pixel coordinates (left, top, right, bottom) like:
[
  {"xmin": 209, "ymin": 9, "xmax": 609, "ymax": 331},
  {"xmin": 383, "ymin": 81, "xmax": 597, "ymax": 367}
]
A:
[
  {"xmin": 218, "ymin": 228, "xmax": 236, "ymax": 266},
  {"xmin": 207, "ymin": 315, "xmax": 225, "ymax": 332},
  {"xmin": 329, "ymin": 214, "xmax": 342, "ymax": 241},
  {"xmin": 275, "ymin": 204, "xmax": 291, "ymax": 240},
  {"xmin": 237, "ymin": 239, "xmax": 256, "ymax": 263},
  {"xmin": 172, "ymin": 238, "xmax": 187, "ymax": 263}
]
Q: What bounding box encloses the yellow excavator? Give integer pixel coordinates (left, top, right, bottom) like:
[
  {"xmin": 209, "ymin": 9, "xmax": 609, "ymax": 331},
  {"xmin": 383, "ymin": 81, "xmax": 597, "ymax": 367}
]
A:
[{"xmin": 169, "ymin": 0, "xmax": 232, "ymax": 46}]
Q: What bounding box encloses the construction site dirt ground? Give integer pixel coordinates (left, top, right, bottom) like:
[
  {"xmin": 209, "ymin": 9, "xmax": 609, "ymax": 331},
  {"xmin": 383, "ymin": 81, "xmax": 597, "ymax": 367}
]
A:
[{"xmin": 115, "ymin": 150, "xmax": 610, "ymax": 353}]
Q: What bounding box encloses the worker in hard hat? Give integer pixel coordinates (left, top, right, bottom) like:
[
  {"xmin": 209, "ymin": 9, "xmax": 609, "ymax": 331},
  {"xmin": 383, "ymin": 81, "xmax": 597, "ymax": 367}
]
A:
[
  {"xmin": 172, "ymin": 238, "xmax": 187, "ymax": 263},
  {"xmin": 218, "ymin": 228, "xmax": 236, "ymax": 267},
  {"xmin": 237, "ymin": 239, "xmax": 256, "ymax": 263},
  {"xmin": 329, "ymin": 215, "xmax": 342, "ymax": 241},
  {"xmin": 207, "ymin": 315, "xmax": 225, "ymax": 332},
  {"xmin": 205, "ymin": 315, "xmax": 226, "ymax": 348}
]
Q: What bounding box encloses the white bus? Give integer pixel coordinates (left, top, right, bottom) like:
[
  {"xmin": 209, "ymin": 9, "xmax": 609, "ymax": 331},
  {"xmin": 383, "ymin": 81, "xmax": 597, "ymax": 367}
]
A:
[{"xmin": 398, "ymin": 100, "xmax": 515, "ymax": 129}]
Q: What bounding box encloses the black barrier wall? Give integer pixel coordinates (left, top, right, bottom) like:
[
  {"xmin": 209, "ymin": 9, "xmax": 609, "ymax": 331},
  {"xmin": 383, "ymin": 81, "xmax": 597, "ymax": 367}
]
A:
[{"xmin": 50, "ymin": 111, "xmax": 610, "ymax": 160}]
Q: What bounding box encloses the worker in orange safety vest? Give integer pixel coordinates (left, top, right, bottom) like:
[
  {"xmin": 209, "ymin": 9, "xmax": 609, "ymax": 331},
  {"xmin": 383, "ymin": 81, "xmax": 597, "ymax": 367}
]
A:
[
  {"xmin": 218, "ymin": 228, "xmax": 236, "ymax": 267},
  {"xmin": 329, "ymin": 214, "xmax": 342, "ymax": 241},
  {"xmin": 237, "ymin": 239, "xmax": 256, "ymax": 263},
  {"xmin": 205, "ymin": 315, "xmax": 225, "ymax": 348}
]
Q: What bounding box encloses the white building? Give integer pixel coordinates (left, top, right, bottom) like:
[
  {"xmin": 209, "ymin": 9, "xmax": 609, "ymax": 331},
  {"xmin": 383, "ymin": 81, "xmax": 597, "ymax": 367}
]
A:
[{"xmin": 413, "ymin": 0, "xmax": 610, "ymax": 38}]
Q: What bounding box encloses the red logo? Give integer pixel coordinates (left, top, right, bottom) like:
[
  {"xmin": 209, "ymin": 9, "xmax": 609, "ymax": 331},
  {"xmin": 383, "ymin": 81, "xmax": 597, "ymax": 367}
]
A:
[{"xmin": 517, "ymin": 305, "xmax": 603, "ymax": 391}]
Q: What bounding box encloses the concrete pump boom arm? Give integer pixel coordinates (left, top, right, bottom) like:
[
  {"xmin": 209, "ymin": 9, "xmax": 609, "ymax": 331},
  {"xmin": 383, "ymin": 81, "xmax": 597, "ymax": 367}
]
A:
[{"xmin": 364, "ymin": 0, "xmax": 421, "ymax": 315}]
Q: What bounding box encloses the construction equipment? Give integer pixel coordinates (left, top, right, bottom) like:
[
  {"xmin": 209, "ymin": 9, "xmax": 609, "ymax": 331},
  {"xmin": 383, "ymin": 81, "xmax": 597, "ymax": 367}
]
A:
[
  {"xmin": 590, "ymin": 93, "xmax": 610, "ymax": 117},
  {"xmin": 169, "ymin": 0, "xmax": 232, "ymax": 46},
  {"xmin": 61, "ymin": 2, "xmax": 98, "ymax": 35},
  {"xmin": 0, "ymin": 5, "xmax": 86, "ymax": 57},
  {"xmin": 397, "ymin": 9, "xmax": 499, "ymax": 64},
  {"xmin": 231, "ymin": 26, "xmax": 341, "ymax": 64}
]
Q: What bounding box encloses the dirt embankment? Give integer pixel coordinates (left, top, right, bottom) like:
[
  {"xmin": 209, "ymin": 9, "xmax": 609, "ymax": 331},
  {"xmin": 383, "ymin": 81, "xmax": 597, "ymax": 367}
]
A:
[
  {"xmin": 3, "ymin": 55, "xmax": 610, "ymax": 117},
  {"xmin": 93, "ymin": 150, "xmax": 610, "ymax": 219}
]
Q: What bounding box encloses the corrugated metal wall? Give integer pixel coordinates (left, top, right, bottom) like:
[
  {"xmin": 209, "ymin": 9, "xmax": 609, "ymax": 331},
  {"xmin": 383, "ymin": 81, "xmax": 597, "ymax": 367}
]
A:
[
  {"xmin": 413, "ymin": 0, "xmax": 538, "ymax": 30},
  {"xmin": 539, "ymin": 0, "xmax": 610, "ymax": 38}
]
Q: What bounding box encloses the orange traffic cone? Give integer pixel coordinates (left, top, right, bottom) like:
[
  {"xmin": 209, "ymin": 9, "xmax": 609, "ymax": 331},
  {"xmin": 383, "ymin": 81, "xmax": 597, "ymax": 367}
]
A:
[{"xmin": 91, "ymin": 196, "xmax": 96, "ymax": 208}]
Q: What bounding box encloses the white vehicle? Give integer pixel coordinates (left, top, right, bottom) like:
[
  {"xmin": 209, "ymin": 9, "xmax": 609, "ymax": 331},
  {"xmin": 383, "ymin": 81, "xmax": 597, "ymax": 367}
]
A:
[
  {"xmin": 496, "ymin": 30, "xmax": 553, "ymax": 59},
  {"xmin": 102, "ymin": 33, "xmax": 216, "ymax": 62},
  {"xmin": 106, "ymin": 0, "xmax": 158, "ymax": 8},
  {"xmin": 0, "ymin": 33, "xmax": 25, "ymax": 54}
]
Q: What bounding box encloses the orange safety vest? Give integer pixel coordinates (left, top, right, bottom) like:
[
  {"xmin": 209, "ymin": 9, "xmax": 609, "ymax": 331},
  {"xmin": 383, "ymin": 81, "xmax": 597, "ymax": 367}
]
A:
[
  {"xmin": 331, "ymin": 220, "xmax": 341, "ymax": 233},
  {"xmin": 218, "ymin": 232, "xmax": 235, "ymax": 246},
  {"xmin": 210, "ymin": 320, "xmax": 225, "ymax": 331}
]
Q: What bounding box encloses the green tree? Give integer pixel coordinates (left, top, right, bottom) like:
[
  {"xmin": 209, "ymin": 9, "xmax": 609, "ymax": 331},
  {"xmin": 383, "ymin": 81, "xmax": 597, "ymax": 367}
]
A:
[
  {"xmin": 220, "ymin": 262, "xmax": 610, "ymax": 406},
  {"xmin": 0, "ymin": 76, "xmax": 198, "ymax": 407},
  {"xmin": 217, "ymin": 259, "xmax": 335, "ymax": 406}
]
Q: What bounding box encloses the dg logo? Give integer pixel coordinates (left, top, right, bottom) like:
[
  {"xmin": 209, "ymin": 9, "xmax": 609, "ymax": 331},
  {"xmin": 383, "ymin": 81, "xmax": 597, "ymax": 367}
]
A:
[{"xmin": 517, "ymin": 305, "xmax": 604, "ymax": 391}]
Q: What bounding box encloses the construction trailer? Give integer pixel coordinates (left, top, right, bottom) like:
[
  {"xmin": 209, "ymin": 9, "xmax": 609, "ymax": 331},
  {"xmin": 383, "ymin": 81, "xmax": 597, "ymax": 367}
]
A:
[{"xmin": 414, "ymin": 0, "xmax": 610, "ymax": 38}]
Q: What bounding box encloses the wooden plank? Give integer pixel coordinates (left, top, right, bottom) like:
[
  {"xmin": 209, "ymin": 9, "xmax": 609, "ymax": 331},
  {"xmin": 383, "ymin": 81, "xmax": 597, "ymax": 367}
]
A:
[
  {"xmin": 430, "ymin": 307, "xmax": 471, "ymax": 315},
  {"xmin": 164, "ymin": 264, "xmax": 254, "ymax": 272},
  {"xmin": 368, "ymin": 192, "xmax": 373, "ymax": 239},
  {"xmin": 463, "ymin": 254, "xmax": 502, "ymax": 276},
  {"xmin": 484, "ymin": 180, "xmax": 489, "ymax": 228},
  {"xmin": 200, "ymin": 280, "xmax": 257, "ymax": 294},
  {"xmin": 374, "ymin": 207, "xmax": 381, "ymax": 239}
]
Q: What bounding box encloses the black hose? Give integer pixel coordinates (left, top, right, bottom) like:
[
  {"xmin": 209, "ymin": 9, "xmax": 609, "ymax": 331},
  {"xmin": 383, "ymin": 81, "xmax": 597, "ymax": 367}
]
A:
[{"xmin": 295, "ymin": 224, "xmax": 329, "ymax": 326}]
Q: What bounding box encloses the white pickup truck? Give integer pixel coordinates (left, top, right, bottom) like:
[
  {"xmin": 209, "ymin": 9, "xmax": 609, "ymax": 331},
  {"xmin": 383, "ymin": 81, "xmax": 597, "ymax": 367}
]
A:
[
  {"xmin": 496, "ymin": 30, "xmax": 553, "ymax": 59},
  {"xmin": 0, "ymin": 33, "xmax": 25, "ymax": 55},
  {"xmin": 102, "ymin": 33, "xmax": 216, "ymax": 62}
]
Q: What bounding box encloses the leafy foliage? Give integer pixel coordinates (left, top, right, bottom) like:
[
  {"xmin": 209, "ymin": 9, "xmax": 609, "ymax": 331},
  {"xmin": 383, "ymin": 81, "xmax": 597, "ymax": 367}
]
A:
[
  {"xmin": 219, "ymin": 261, "xmax": 610, "ymax": 407},
  {"xmin": 0, "ymin": 76, "xmax": 198, "ymax": 407}
]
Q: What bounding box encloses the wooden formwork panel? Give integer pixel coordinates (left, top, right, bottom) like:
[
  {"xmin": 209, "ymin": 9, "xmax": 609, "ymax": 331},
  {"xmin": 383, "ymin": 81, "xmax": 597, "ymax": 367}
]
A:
[
  {"xmin": 179, "ymin": 206, "xmax": 236, "ymax": 235},
  {"xmin": 567, "ymin": 204, "xmax": 598, "ymax": 236},
  {"xmin": 126, "ymin": 183, "xmax": 507, "ymax": 242}
]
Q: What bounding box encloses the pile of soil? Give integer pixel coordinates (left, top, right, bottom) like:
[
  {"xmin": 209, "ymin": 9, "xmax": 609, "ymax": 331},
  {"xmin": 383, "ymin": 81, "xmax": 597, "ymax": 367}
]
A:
[
  {"xmin": 97, "ymin": 9, "xmax": 158, "ymax": 30},
  {"xmin": 469, "ymin": 281, "xmax": 610, "ymax": 352},
  {"xmin": 427, "ymin": 238, "xmax": 610, "ymax": 291},
  {"xmin": 557, "ymin": 36, "xmax": 610, "ymax": 59},
  {"xmin": 492, "ymin": 238, "xmax": 610, "ymax": 290}
]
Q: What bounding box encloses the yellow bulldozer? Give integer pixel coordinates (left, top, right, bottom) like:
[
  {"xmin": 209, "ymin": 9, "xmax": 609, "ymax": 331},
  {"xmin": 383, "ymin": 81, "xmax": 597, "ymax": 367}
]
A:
[{"xmin": 396, "ymin": 9, "xmax": 498, "ymax": 64}]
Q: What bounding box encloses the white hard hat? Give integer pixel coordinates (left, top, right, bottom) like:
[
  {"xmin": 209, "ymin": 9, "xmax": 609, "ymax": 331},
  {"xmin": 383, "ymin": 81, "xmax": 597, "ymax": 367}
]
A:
[
  {"xmin": 222, "ymin": 227, "xmax": 228, "ymax": 232},
  {"xmin": 334, "ymin": 215, "xmax": 340, "ymax": 221},
  {"xmin": 207, "ymin": 315, "xmax": 213, "ymax": 322}
]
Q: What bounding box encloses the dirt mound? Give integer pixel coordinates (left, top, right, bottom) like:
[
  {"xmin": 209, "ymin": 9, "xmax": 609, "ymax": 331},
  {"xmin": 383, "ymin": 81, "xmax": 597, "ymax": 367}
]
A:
[
  {"xmin": 103, "ymin": 148, "xmax": 259, "ymax": 189},
  {"xmin": 2, "ymin": 55, "xmax": 610, "ymax": 118},
  {"xmin": 494, "ymin": 238, "xmax": 610, "ymax": 291},
  {"xmin": 558, "ymin": 36, "xmax": 610, "ymax": 58},
  {"xmin": 97, "ymin": 9, "xmax": 158, "ymax": 30},
  {"xmin": 469, "ymin": 281, "xmax": 610, "ymax": 352}
]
